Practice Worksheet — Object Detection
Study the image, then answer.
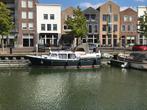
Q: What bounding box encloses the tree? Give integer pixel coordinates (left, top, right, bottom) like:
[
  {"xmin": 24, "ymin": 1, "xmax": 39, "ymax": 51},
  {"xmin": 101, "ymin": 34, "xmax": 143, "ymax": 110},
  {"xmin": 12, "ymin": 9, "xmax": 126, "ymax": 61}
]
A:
[
  {"xmin": 65, "ymin": 7, "xmax": 87, "ymax": 48},
  {"xmin": 0, "ymin": 2, "xmax": 13, "ymax": 52},
  {"xmin": 138, "ymin": 11, "xmax": 147, "ymax": 44}
]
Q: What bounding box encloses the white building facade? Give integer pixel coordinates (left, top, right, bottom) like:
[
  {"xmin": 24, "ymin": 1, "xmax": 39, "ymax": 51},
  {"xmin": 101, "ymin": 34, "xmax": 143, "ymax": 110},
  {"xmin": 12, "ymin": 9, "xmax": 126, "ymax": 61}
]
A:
[
  {"xmin": 36, "ymin": 4, "xmax": 61, "ymax": 46},
  {"xmin": 137, "ymin": 6, "xmax": 147, "ymax": 45}
]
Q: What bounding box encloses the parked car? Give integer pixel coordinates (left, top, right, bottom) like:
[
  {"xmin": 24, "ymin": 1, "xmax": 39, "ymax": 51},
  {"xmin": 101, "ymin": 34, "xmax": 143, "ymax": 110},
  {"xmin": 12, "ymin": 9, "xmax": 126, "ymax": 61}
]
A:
[{"xmin": 132, "ymin": 45, "xmax": 147, "ymax": 51}]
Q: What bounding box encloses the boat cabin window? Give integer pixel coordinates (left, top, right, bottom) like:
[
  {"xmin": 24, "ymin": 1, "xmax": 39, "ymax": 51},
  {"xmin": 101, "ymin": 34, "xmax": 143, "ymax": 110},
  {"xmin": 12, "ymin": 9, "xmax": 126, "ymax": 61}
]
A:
[
  {"xmin": 51, "ymin": 53, "xmax": 57, "ymax": 58},
  {"xmin": 59, "ymin": 54, "xmax": 67, "ymax": 59},
  {"xmin": 68, "ymin": 54, "xmax": 76, "ymax": 59}
]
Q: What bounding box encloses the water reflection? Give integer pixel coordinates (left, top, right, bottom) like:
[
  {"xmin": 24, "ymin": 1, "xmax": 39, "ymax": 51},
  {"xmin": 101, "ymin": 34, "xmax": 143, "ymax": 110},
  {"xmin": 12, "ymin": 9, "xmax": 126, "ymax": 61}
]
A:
[
  {"xmin": 0, "ymin": 67, "xmax": 147, "ymax": 110},
  {"xmin": 28, "ymin": 67, "xmax": 102, "ymax": 110}
]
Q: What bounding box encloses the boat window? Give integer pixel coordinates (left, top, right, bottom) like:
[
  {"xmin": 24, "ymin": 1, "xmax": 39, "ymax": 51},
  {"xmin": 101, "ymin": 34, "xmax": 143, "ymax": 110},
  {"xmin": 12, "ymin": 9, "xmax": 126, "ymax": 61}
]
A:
[
  {"xmin": 68, "ymin": 54, "xmax": 76, "ymax": 59},
  {"xmin": 51, "ymin": 54, "xmax": 57, "ymax": 58},
  {"xmin": 59, "ymin": 54, "xmax": 67, "ymax": 59}
]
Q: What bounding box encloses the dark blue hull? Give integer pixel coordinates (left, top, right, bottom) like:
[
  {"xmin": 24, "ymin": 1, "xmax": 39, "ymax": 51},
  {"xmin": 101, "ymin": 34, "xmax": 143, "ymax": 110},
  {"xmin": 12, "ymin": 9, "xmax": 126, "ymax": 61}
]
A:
[
  {"xmin": 109, "ymin": 59, "xmax": 126, "ymax": 67},
  {"xmin": 27, "ymin": 56, "xmax": 101, "ymax": 68}
]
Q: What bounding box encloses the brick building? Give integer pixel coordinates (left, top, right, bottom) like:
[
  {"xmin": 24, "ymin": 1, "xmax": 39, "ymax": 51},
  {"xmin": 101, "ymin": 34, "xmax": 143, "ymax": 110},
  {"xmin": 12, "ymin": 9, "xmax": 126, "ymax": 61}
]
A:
[
  {"xmin": 0, "ymin": 0, "xmax": 38, "ymax": 48},
  {"xmin": 120, "ymin": 8, "xmax": 138, "ymax": 47},
  {"xmin": 98, "ymin": 0, "xmax": 120, "ymax": 47},
  {"xmin": 61, "ymin": 7, "xmax": 74, "ymax": 47}
]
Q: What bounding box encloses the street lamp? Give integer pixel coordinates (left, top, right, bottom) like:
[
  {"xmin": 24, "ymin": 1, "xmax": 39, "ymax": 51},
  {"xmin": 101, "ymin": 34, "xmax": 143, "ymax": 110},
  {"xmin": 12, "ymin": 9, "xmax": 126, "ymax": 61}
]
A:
[{"xmin": 9, "ymin": 31, "xmax": 18, "ymax": 54}]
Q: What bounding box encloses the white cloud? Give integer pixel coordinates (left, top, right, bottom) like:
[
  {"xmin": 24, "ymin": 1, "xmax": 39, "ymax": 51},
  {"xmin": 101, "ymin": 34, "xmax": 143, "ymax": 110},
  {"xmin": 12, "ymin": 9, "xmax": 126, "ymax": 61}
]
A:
[{"xmin": 79, "ymin": 2, "xmax": 103, "ymax": 9}]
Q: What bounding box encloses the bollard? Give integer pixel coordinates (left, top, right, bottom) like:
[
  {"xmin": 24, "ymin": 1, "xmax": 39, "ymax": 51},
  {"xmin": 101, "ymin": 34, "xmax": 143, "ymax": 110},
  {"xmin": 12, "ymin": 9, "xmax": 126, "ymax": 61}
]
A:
[{"xmin": 10, "ymin": 47, "xmax": 12, "ymax": 54}]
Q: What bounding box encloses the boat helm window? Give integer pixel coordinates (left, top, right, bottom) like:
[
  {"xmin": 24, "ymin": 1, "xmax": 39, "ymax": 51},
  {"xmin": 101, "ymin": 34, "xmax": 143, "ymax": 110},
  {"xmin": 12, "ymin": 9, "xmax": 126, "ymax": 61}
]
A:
[
  {"xmin": 59, "ymin": 54, "xmax": 67, "ymax": 59},
  {"xmin": 68, "ymin": 54, "xmax": 76, "ymax": 59},
  {"xmin": 51, "ymin": 54, "xmax": 57, "ymax": 58}
]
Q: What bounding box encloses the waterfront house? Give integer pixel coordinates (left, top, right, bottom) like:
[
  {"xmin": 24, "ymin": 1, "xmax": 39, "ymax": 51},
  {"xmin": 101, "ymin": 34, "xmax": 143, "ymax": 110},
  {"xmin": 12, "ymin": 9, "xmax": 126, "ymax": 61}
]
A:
[
  {"xmin": 36, "ymin": 4, "xmax": 61, "ymax": 47},
  {"xmin": 97, "ymin": 0, "xmax": 120, "ymax": 47},
  {"xmin": 61, "ymin": 7, "xmax": 74, "ymax": 48},
  {"xmin": 0, "ymin": 0, "xmax": 38, "ymax": 48},
  {"xmin": 82, "ymin": 7, "xmax": 100, "ymax": 46},
  {"xmin": 120, "ymin": 8, "xmax": 138, "ymax": 47}
]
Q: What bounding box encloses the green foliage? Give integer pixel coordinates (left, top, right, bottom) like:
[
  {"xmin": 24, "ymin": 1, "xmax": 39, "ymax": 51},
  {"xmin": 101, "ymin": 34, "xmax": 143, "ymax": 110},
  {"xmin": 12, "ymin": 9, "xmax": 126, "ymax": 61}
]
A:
[
  {"xmin": 65, "ymin": 7, "xmax": 87, "ymax": 39},
  {"xmin": 138, "ymin": 12, "xmax": 147, "ymax": 38},
  {"xmin": 0, "ymin": 2, "xmax": 13, "ymax": 36}
]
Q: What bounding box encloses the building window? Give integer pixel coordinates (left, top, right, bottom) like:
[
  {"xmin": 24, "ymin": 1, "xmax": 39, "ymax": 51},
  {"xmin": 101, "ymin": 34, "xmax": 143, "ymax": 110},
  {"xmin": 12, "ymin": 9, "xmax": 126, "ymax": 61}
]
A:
[
  {"xmin": 85, "ymin": 14, "xmax": 89, "ymax": 20},
  {"xmin": 94, "ymin": 25, "xmax": 98, "ymax": 33},
  {"xmin": 122, "ymin": 25, "xmax": 126, "ymax": 32},
  {"xmin": 23, "ymin": 38, "xmax": 33, "ymax": 47},
  {"xmin": 21, "ymin": 0, "xmax": 26, "ymax": 8},
  {"xmin": 47, "ymin": 24, "xmax": 51, "ymax": 31},
  {"xmin": 22, "ymin": 23, "xmax": 27, "ymax": 30},
  {"xmin": 113, "ymin": 35, "xmax": 118, "ymax": 47},
  {"xmin": 113, "ymin": 25, "xmax": 118, "ymax": 32},
  {"xmin": 28, "ymin": 1, "xmax": 33, "ymax": 8},
  {"xmin": 91, "ymin": 14, "xmax": 96, "ymax": 20},
  {"xmin": 64, "ymin": 24, "xmax": 70, "ymax": 30},
  {"xmin": 41, "ymin": 24, "xmax": 45, "ymax": 31},
  {"xmin": 108, "ymin": 24, "xmax": 112, "ymax": 33},
  {"xmin": 28, "ymin": 23, "xmax": 33, "ymax": 30},
  {"xmin": 28, "ymin": 12, "xmax": 33, "ymax": 19},
  {"xmin": 88, "ymin": 25, "xmax": 92, "ymax": 33},
  {"xmin": 108, "ymin": 34, "xmax": 112, "ymax": 46},
  {"xmin": 23, "ymin": 34, "xmax": 34, "ymax": 47},
  {"xmin": 102, "ymin": 35, "xmax": 106, "ymax": 46},
  {"xmin": 50, "ymin": 14, "xmax": 55, "ymax": 20},
  {"xmin": 53, "ymin": 24, "xmax": 57, "ymax": 31},
  {"xmin": 133, "ymin": 24, "xmax": 136, "ymax": 32},
  {"xmin": 114, "ymin": 15, "xmax": 118, "ymax": 22},
  {"xmin": 102, "ymin": 25, "xmax": 107, "ymax": 32},
  {"xmin": 44, "ymin": 14, "xmax": 48, "ymax": 20},
  {"xmin": 128, "ymin": 25, "xmax": 131, "ymax": 31},
  {"xmin": 107, "ymin": 15, "xmax": 111, "ymax": 22},
  {"xmin": 121, "ymin": 36, "xmax": 126, "ymax": 47},
  {"xmin": 103, "ymin": 14, "xmax": 107, "ymax": 21},
  {"xmin": 39, "ymin": 34, "xmax": 58, "ymax": 46},
  {"xmin": 82, "ymin": 38, "xmax": 86, "ymax": 43},
  {"xmin": 94, "ymin": 35, "xmax": 98, "ymax": 43},
  {"xmin": 124, "ymin": 16, "xmax": 127, "ymax": 22},
  {"xmin": 88, "ymin": 35, "xmax": 93, "ymax": 43},
  {"xmin": 22, "ymin": 11, "xmax": 27, "ymax": 19},
  {"xmin": 129, "ymin": 16, "xmax": 133, "ymax": 22},
  {"xmin": 124, "ymin": 16, "xmax": 133, "ymax": 22}
]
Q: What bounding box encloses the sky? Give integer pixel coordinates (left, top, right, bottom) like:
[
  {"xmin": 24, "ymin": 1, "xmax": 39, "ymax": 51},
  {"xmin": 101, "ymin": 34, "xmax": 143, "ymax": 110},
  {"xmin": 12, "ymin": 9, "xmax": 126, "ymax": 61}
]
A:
[{"xmin": 39, "ymin": 0, "xmax": 147, "ymax": 10}]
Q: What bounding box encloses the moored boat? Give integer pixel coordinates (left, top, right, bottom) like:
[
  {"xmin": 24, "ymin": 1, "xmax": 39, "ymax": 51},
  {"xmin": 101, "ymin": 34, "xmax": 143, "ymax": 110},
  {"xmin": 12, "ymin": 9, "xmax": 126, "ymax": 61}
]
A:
[
  {"xmin": 127, "ymin": 53, "xmax": 147, "ymax": 70},
  {"xmin": 108, "ymin": 53, "xmax": 147, "ymax": 70},
  {"xmin": 108, "ymin": 54, "xmax": 129, "ymax": 68},
  {"xmin": 26, "ymin": 51, "xmax": 101, "ymax": 69}
]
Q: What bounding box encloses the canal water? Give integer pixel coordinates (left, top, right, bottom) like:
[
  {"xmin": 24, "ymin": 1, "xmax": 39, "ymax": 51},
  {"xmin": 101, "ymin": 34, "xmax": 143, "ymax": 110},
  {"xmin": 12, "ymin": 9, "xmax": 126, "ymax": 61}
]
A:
[{"xmin": 0, "ymin": 67, "xmax": 147, "ymax": 110}]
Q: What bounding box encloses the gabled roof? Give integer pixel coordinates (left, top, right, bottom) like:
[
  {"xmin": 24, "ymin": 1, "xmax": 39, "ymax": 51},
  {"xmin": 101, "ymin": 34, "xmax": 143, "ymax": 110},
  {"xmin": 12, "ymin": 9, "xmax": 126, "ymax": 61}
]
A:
[
  {"xmin": 120, "ymin": 7, "xmax": 137, "ymax": 13},
  {"xmin": 62, "ymin": 7, "xmax": 75, "ymax": 12},
  {"xmin": 97, "ymin": 0, "xmax": 120, "ymax": 9},
  {"xmin": 83, "ymin": 7, "xmax": 99, "ymax": 14}
]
